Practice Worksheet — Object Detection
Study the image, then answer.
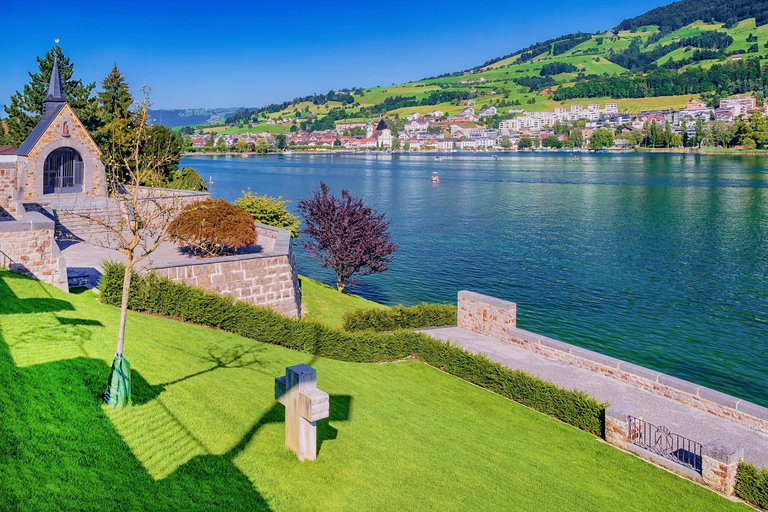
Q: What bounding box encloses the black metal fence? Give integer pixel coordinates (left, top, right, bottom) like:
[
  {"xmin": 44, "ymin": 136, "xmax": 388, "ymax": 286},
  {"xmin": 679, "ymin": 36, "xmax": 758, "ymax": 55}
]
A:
[{"xmin": 628, "ymin": 416, "xmax": 702, "ymax": 473}]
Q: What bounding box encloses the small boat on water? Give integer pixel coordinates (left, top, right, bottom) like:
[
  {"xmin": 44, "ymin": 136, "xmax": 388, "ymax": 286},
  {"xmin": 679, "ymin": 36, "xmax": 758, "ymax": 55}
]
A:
[
  {"xmin": 434, "ymin": 156, "xmax": 442, "ymax": 161},
  {"xmin": 431, "ymin": 171, "xmax": 439, "ymax": 183}
]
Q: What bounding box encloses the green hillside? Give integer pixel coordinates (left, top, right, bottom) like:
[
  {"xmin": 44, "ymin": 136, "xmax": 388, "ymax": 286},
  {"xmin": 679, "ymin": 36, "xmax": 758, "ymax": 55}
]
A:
[{"xmin": 191, "ymin": 0, "xmax": 768, "ymax": 135}]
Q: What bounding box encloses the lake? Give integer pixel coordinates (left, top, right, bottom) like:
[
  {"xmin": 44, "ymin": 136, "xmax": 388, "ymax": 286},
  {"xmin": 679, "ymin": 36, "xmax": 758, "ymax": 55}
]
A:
[{"xmin": 180, "ymin": 152, "xmax": 768, "ymax": 406}]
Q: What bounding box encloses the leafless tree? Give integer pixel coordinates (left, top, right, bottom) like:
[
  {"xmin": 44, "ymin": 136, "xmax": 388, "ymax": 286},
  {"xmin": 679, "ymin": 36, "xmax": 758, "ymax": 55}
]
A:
[{"xmin": 74, "ymin": 88, "xmax": 184, "ymax": 366}]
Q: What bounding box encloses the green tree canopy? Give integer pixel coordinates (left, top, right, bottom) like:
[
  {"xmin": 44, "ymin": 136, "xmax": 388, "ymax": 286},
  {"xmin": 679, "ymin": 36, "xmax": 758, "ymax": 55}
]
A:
[{"xmin": 589, "ymin": 128, "xmax": 614, "ymax": 150}]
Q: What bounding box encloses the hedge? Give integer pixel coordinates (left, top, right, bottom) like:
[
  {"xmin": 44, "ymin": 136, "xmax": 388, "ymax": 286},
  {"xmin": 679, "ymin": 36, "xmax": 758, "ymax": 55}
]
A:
[
  {"xmin": 343, "ymin": 303, "xmax": 457, "ymax": 332},
  {"xmin": 99, "ymin": 262, "xmax": 606, "ymax": 434},
  {"xmin": 736, "ymin": 462, "xmax": 768, "ymax": 509}
]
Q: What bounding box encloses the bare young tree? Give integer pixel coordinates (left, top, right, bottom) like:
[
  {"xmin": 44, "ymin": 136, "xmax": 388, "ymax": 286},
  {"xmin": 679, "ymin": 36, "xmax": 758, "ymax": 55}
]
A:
[{"xmin": 73, "ymin": 88, "xmax": 186, "ymax": 406}]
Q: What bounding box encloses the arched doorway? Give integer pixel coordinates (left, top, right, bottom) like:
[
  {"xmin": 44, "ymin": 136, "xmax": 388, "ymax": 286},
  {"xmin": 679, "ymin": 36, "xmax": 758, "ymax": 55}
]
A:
[{"xmin": 43, "ymin": 147, "xmax": 83, "ymax": 194}]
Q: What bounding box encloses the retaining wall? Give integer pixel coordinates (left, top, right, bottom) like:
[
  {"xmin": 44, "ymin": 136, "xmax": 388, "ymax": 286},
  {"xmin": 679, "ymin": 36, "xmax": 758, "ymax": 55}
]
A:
[
  {"xmin": 457, "ymin": 291, "xmax": 768, "ymax": 435},
  {"xmin": 149, "ymin": 223, "xmax": 301, "ymax": 317},
  {"xmin": 0, "ymin": 208, "xmax": 67, "ymax": 290}
]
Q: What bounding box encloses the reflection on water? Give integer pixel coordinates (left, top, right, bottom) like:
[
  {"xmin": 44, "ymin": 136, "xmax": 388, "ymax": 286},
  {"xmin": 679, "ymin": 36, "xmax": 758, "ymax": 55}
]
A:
[{"xmin": 182, "ymin": 153, "xmax": 768, "ymax": 406}]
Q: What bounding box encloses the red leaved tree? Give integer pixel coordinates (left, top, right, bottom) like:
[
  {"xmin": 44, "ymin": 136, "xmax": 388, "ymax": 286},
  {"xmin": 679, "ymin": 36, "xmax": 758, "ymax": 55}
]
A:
[{"xmin": 297, "ymin": 182, "xmax": 397, "ymax": 292}]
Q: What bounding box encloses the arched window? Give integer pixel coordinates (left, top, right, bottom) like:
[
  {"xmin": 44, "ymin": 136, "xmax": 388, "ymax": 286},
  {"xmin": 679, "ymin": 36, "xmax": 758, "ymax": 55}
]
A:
[{"xmin": 43, "ymin": 147, "xmax": 83, "ymax": 194}]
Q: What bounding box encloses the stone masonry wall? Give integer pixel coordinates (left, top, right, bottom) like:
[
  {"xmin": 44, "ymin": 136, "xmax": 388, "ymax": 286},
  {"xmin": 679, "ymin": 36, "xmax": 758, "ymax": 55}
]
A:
[
  {"xmin": 458, "ymin": 290, "xmax": 516, "ymax": 338},
  {"xmin": 20, "ymin": 104, "xmax": 106, "ymax": 200},
  {"xmin": 0, "ymin": 211, "xmax": 67, "ymax": 290},
  {"xmin": 0, "ymin": 158, "xmax": 15, "ymax": 216},
  {"xmin": 149, "ymin": 223, "xmax": 301, "ymax": 317},
  {"xmin": 457, "ymin": 291, "xmax": 768, "ymax": 435}
]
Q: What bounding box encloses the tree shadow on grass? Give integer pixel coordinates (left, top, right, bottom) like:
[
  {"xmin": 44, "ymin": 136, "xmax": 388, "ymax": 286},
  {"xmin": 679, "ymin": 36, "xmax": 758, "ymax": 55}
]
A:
[
  {"xmin": 0, "ymin": 329, "xmax": 272, "ymax": 511},
  {"xmin": 0, "ymin": 273, "xmax": 74, "ymax": 315}
]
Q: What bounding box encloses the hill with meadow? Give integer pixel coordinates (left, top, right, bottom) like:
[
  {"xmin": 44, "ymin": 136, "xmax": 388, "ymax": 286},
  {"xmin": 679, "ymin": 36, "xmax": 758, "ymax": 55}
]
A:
[{"xmin": 181, "ymin": 0, "xmax": 768, "ymax": 135}]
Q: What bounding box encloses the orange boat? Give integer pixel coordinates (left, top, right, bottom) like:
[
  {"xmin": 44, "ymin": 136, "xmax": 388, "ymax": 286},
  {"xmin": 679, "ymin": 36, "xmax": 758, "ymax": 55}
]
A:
[{"xmin": 431, "ymin": 172, "xmax": 439, "ymax": 182}]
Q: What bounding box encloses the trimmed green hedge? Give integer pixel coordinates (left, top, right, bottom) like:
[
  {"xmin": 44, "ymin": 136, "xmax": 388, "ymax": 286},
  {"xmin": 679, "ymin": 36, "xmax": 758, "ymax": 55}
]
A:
[
  {"xmin": 736, "ymin": 462, "xmax": 768, "ymax": 509},
  {"xmin": 343, "ymin": 303, "xmax": 457, "ymax": 332},
  {"xmin": 99, "ymin": 262, "xmax": 606, "ymax": 434}
]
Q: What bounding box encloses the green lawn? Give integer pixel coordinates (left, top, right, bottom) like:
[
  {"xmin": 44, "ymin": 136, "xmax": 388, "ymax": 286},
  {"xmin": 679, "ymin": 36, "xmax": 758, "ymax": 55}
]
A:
[
  {"xmin": 0, "ymin": 270, "xmax": 750, "ymax": 511},
  {"xmin": 299, "ymin": 275, "xmax": 386, "ymax": 327}
]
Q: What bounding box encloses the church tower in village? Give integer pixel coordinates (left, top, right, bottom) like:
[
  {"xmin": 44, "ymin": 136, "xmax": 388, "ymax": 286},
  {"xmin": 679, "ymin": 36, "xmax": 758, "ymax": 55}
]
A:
[{"xmin": 13, "ymin": 57, "xmax": 107, "ymax": 201}]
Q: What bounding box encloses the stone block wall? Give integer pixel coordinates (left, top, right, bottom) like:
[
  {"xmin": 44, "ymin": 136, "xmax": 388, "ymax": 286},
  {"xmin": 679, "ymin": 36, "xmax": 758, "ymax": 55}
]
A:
[
  {"xmin": 457, "ymin": 291, "xmax": 768, "ymax": 435},
  {"xmin": 0, "ymin": 157, "xmax": 16, "ymax": 217},
  {"xmin": 149, "ymin": 223, "xmax": 301, "ymax": 317},
  {"xmin": 0, "ymin": 211, "xmax": 67, "ymax": 290},
  {"xmin": 457, "ymin": 290, "xmax": 516, "ymax": 340}
]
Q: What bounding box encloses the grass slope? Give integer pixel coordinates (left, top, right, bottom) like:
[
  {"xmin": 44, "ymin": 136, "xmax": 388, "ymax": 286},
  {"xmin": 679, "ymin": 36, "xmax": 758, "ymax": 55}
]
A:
[
  {"xmin": 0, "ymin": 270, "xmax": 749, "ymax": 511},
  {"xmin": 299, "ymin": 275, "xmax": 387, "ymax": 328}
]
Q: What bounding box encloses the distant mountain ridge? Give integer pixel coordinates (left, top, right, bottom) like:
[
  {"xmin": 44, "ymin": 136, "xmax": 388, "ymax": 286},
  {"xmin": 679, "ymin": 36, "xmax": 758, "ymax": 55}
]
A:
[{"xmin": 148, "ymin": 107, "xmax": 250, "ymax": 128}]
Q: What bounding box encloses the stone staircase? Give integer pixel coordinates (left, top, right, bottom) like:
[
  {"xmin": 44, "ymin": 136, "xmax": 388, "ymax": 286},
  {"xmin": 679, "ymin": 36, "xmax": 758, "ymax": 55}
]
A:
[{"xmin": 52, "ymin": 205, "xmax": 124, "ymax": 242}]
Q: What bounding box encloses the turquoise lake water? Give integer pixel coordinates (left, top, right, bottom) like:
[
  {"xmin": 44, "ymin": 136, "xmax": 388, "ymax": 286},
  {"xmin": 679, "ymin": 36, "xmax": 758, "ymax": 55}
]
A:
[{"xmin": 180, "ymin": 153, "xmax": 768, "ymax": 406}]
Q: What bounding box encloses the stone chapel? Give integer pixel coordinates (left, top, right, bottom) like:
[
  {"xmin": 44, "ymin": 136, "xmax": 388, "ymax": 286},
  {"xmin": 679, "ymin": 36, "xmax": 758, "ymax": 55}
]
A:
[{"xmin": 0, "ymin": 57, "xmax": 107, "ymax": 214}]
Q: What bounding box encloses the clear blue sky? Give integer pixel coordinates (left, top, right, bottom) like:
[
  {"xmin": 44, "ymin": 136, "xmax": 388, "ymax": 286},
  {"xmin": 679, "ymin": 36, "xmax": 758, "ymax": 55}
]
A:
[{"xmin": 2, "ymin": 0, "xmax": 667, "ymax": 111}]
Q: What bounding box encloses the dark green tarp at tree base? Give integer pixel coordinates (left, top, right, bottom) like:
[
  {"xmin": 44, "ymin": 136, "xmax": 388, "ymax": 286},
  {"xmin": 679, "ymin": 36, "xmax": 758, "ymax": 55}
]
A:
[{"xmin": 104, "ymin": 355, "xmax": 131, "ymax": 407}]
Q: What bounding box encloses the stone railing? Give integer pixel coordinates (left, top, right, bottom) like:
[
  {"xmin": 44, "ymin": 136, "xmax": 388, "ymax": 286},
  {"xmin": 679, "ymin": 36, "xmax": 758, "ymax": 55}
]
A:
[
  {"xmin": 457, "ymin": 291, "xmax": 768, "ymax": 435},
  {"xmin": 148, "ymin": 223, "xmax": 301, "ymax": 317}
]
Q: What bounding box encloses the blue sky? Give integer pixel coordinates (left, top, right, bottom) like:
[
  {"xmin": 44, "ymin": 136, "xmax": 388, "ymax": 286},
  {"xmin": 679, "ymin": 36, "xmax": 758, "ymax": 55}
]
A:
[{"xmin": 2, "ymin": 0, "xmax": 667, "ymax": 111}]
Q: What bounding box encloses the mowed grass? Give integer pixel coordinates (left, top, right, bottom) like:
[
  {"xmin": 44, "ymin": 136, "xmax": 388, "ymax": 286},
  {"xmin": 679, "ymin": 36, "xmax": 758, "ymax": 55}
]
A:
[
  {"xmin": 299, "ymin": 275, "xmax": 387, "ymax": 327},
  {"xmin": 0, "ymin": 270, "xmax": 751, "ymax": 511}
]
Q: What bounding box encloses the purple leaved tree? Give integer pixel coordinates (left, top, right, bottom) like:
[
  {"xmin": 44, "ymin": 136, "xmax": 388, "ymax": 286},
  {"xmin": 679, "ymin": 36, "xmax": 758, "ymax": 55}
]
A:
[{"xmin": 297, "ymin": 182, "xmax": 397, "ymax": 292}]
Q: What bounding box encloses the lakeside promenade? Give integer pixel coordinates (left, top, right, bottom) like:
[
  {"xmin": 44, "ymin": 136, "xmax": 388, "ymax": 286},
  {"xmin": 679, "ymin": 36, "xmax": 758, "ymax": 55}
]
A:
[{"xmin": 423, "ymin": 325, "xmax": 768, "ymax": 468}]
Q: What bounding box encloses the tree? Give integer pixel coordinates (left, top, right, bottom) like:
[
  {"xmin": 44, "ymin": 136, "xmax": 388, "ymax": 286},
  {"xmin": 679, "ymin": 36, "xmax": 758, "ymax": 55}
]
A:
[
  {"xmin": 168, "ymin": 198, "xmax": 257, "ymax": 257},
  {"xmin": 216, "ymin": 137, "xmax": 228, "ymax": 152},
  {"xmin": 333, "ymin": 137, "xmax": 342, "ymax": 147},
  {"xmin": 143, "ymin": 124, "xmax": 182, "ymax": 184},
  {"xmin": 500, "ymin": 135, "xmax": 513, "ymax": 149},
  {"xmin": 234, "ymin": 139, "xmax": 249, "ymax": 153},
  {"xmin": 518, "ymin": 137, "xmax": 533, "ymax": 149},
  {"xmin": 254, "ymin": 138, "xmax": 270, "ymax": 154},
  {"xmin": 74, "ymin": 89, "xmax": 187, "ymax": 406},
  {"xmin": 96, "ymin": 65, "xmax": 134, "ymax": 183},
  {"xmin": 4, "ymin": 46, "xmax": 98, "ymax": 148},
  {"xmin": 297, "ymin": 182, "xmax": 397, "ymax": 292},
  {"xmin": 235, "ymin": 191, "xmax": 301, "ymax": 238},
  {"xmin": 205, "ymin": 135, "xmax": 215, "ymax": 148},
  {"xmin": 569, "ymin": 128, "xmax": 584, "ymax": 147},
  {"xmin": 589, "ymin": 128, "xmax": 614, "ymax": 149},
  {"xmin": 541, "ymin": 135, "xmax": 561, "ymax": 148},
  {"xmin": 276, "ymin": 133, "xmax": 287, "ymax": 151},
  {"xmin": 681, "ymin": 119, "xmax": 689, "ymax": 147},
  {"xmin": 167, "ymin": 167, "xmax": 207, "ymax": 191},
  {"xmin": 695, "ymin": 118, "xmax": 705, "ymax": 148}
]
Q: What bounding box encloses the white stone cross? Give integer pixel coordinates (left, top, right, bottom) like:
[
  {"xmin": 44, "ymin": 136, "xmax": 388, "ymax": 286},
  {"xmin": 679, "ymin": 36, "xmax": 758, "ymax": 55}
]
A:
[{"xmin": 274, "ymin": 364, "xmax": 330, "ymax": 461}]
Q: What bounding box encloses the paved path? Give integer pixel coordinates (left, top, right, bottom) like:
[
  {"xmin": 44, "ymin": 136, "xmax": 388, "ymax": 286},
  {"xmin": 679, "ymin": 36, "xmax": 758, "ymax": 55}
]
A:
[{"xmin": 423, "ymin": 326, "xmax": 768, "ymax": 468}]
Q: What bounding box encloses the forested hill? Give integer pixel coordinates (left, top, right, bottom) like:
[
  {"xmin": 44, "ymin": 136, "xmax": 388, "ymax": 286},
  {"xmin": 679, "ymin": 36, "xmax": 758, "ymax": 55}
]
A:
[
  {"xmin": 198, "ymin": 0, "xmax": 768, "ymax": 134},
  {"xmin": 616, "ymin": 0, "xmax": 768, "ymax": 35}
]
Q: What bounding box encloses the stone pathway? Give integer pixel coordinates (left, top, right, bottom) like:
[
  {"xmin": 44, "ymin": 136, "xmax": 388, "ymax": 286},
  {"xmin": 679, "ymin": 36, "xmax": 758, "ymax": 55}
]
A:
[{"xmin": 422, "ymin": 326, "xmax": 768, "ymax": 468}]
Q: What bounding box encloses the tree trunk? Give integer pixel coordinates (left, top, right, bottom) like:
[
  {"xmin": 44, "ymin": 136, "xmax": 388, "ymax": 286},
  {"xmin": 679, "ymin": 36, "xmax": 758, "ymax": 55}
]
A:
[
  {"xmin": 337, "ymin": 280, "xmax": 345, "ymax": 293},
  {"xmin": 116, "ymin": 260, "xmax": 133, "ymax": 357}
]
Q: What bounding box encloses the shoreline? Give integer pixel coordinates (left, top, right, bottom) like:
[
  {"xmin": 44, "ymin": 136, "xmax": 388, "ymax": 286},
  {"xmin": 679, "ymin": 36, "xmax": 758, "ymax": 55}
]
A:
[{"xmin": 182, "ymin": 148, "xmax": 768, "ymax": 157}]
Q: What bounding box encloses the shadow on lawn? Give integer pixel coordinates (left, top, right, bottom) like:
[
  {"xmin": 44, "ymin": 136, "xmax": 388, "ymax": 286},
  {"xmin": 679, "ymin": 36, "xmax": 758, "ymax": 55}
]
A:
[
  {"xmin": 0, "ymin": 329, "xmax": 273, "ymax": 511},
  {"xmin": 0, "ymin": 273, "xmax": 74, "ymax": 315}
]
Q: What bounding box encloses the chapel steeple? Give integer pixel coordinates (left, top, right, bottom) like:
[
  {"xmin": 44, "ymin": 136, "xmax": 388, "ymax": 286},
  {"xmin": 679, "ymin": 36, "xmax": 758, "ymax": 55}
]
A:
[{"xmin": 42, "ymin": 57, "xmax": 67, "ymax": 116}]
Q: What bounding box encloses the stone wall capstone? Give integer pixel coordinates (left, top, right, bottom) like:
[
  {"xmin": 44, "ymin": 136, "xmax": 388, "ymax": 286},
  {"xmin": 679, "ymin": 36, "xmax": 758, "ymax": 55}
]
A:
[
  {"xmin": 0, "ymin": 210, "xmax": 67, "ymax": 290},
  {"xmin": 148, "ymin": 223, "xmax": 301, "ymax": 317}
]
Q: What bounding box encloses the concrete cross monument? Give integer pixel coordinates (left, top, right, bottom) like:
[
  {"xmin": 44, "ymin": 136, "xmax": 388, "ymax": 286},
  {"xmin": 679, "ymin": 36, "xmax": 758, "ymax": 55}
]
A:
[{"xmin": 274, "ymin": 364, "xmax": 330, "ymax": 461}]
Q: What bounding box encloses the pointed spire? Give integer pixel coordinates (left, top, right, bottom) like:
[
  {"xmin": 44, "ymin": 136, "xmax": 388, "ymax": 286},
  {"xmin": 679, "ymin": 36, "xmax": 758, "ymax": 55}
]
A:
[{"xmin": 42, "ymin": 56, "xmax": 67, "ymax": 116}]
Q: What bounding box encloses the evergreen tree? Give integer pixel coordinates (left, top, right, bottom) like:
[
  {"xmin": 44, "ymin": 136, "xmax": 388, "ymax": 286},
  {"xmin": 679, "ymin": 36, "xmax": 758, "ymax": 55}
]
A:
[
  {"xmin": 96, "ymin": 65, "xmax": 135, "ymax": 182},
  {"xmin": 681, "ymin": 119, "xmax": 689, "ymax": 147},
  {"xmin": 664, "ymin": 120, "xmax": 673, "ymax": 148},
  {"xmin": 3, "ymin": 46, "xmax": 97, "ymax": 148}
]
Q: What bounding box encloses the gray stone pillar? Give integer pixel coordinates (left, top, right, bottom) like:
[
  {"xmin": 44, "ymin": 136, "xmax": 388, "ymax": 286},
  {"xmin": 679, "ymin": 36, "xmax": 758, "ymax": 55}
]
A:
[
  {"xmin": 605, "ymin": 403, "xmax": 642, "ymax": 450},
  {"xmin": 701, "ymin": 439, "xmax": 743, "ymax": 495}
]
